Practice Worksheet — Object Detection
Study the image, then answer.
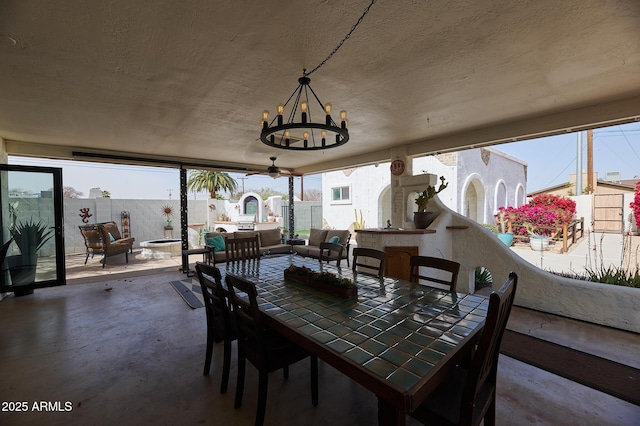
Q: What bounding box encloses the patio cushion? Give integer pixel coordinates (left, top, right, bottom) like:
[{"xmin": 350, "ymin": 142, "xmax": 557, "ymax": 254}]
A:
[
  {"xmin": 259, "ymin": 228, "xmax": 281, "ymax": 247},
  {"xmin": 206, "ymin": 236, "xmax": 226, "ymax": 252},
  {"xmin": 308, "ymin": 229, "xmax": 328, "ymax": 246},
  {"xmin": 325, "ymin": 230, "xmax": 350, "ymax": 245}
]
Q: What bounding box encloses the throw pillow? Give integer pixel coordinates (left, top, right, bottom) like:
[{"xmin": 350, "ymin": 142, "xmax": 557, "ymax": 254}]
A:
[
  {"xmin": 108, "ymin": 233, "xmax": 115, "ymax": 242},
  {"xmin": 206, "ymin": 235, "xmax": 226, "ymax": 252},
  {"xmin": 329, "ymin": 235, "xmax": 340, "ymax": 244}
]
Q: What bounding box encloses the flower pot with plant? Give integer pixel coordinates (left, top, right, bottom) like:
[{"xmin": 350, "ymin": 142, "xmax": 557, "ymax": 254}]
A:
[
  {"xmin": 495, "ymin": 208, "xmax": 514, "ymax": 247},
  {"xmin": 414, "ymin": 176, "xmax": 448, "ymax": 229},
  {"xmin": 7, "ymin": 218, "xmax": 54, "ymax": 295}
]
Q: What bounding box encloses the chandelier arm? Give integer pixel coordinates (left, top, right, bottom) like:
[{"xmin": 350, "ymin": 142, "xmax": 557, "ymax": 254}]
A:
[{"xmin": 289, "ymin": 85, "xmax": 304, "ymax": 124}]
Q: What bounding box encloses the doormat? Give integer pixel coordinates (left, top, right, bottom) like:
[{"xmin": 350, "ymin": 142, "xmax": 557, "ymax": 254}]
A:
[
  {"xmin": 500, "ymin": 329, "xmax": 640, "ymax": 406},
  {"xmin": 170, "ymin": 279, "xmax": 204, "ymax": 309}
]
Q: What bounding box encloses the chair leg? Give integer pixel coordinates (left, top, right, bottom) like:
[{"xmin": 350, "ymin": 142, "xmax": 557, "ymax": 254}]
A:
[
  {"xmin": 84, "ymin": 252, "xmax": 90, "ymax": 264},
  {"xmin": 221, "ymin": 336, "xmax": 232, "ymax": 394},
  {"xmin": 311, "ymin": 356, "xmax": 318, "ymax": 406},
  {"xmin": 234, "ymin": 348, "xmax": 246, "ymax": 409},
  {"xmin": 203, "ymin": 327, "xmax": 214, "ymax": 375},
  {"xmin": 256, "ymin": 370, "xmax": 269, "ymax": 426},
  {"xmin": 125, "ymin": 252, "xmax": 129, "ymax": 263}
]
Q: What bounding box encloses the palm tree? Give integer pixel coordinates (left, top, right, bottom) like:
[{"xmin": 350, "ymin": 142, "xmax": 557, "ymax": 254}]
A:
[{"xmin": 187, "ymin": 170, "xmax": 238, "ymax": 199}]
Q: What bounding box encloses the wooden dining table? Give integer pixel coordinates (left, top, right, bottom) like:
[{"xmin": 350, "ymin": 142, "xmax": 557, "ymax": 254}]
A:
[{"xmin": 220, "ymin": 254, "xmax": 488, "ymax": 425}]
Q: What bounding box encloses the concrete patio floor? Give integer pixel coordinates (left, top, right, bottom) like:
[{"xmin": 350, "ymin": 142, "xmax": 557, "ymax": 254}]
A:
[{"xmin": 0, "ymin": 246, "xmax": 638, "ymax": 425}]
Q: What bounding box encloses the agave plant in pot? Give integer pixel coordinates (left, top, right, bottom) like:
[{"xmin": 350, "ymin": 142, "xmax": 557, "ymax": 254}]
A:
[
  {"xmin": 495, "ymin": 208, "xmax": 514, "ymax": 247},
  {"xmin": 414, "ymin": 176, "xmax": 448, "ymax": 229},
  {"xmin": 7, "ymin": 218, "xmax": 54, "ymax": 295}
]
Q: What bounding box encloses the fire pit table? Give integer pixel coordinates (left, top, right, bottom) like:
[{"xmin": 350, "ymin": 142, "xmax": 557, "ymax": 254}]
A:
[{"xmin": 138, "ymin": 239, "xmax": 181, "ymax": 259}]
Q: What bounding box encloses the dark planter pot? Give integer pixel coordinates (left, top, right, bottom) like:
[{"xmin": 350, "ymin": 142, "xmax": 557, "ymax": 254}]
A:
[
  {"xmin": 6, "ymin": 255, "xmax": 37, "ymax": 296},
  {"xmin": 497, "ymin": 232, "xmax": 514, "ymax": 247},
  {"xmin": 414, "ymin": 212, "xmax": 438, "ymax": 229},
  {"xmin": 284, "ymin": 270, "xmax": 357, "ymax": 298}
]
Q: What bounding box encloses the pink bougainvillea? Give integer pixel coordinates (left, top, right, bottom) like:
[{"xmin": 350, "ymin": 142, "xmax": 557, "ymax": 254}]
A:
[
  {"xmin": 630, "ymin": 182, "xmax": 640, "ymax": 228},
  {"xmin": 497, "ymin": 194, "xmax": 576, "ymax": 237}
]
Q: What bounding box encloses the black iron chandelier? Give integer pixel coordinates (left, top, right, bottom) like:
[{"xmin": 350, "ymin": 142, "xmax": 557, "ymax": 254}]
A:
[
  {"xmin": 260, "ymin": 71, "xmax": 348, "ymax": 150},
  {"xmin": 260, "ymin": 0, "xmax": 377, "ymax": 151}
]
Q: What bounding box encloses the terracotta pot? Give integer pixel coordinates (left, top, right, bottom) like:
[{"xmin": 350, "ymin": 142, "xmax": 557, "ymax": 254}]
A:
[{"xmin": 414, "ymin": 212, "xmax": 438, "ymax": 229}]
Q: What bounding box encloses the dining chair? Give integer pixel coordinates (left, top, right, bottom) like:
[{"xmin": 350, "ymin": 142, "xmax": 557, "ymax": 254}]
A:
[
  {"xmin": 225, "ymin": 235, "xmax": 260, "ymax": 263},
  {"xmin": 410, "ymin": 272, "xmax": 518, "ymax": 426},
  {"xmin": 225, "ymin": 273, "xmax": 319, "ymax": 426},
  {"xmin": 351, "ymin": 247, "xmax": 386, "ymax": 278},
  {"xmin": 409, "ymin": 255, "xmax": 461, "ymax": 292},
  {"xmin": 319, "ymin": 241, "xmax": 344, "ymax": 267},
  {"xmin": 195, "ymin": 262, "xmax": 236, "ymax": 394}
]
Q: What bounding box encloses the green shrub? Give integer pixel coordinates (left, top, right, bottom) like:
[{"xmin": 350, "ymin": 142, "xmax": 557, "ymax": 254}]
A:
[
  {"xmin": 551, "ymin": 266, "xmax": 640, "ymax": 288},
  {"xmin": 475, "ymin": 267, "xmax": 493, "ymax": 289}
]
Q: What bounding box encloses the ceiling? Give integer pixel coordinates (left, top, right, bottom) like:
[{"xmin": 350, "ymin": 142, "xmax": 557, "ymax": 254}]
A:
[{"xmin": 1, "ymin": 0, "xmax": 639, "ymax": 176}]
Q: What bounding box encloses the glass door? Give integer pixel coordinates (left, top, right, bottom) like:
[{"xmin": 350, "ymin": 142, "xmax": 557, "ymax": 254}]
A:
[{"xmin": 1, "ymin": 164, "xmax": 65, "ymax": 296}]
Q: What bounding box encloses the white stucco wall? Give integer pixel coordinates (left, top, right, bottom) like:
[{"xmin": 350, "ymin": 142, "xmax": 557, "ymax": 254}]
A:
[
  {"xmin": 322, "ymin": 148, "xmax": 527, "ymax": 230},
  {"xmin": 455, "ymin": 148, "xmax": 527, "ymax": 224}
]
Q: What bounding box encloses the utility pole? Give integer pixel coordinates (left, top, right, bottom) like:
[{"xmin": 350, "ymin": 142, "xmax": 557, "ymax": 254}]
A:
[
  {"xmin": 576, "ymin": 131, "xmax": 583, "ymax": 195},
  {"xmin": 237, "ymin": 177, "xmax": 248, "ymax": 194},
  {"xmin": 587, "ymin": 129, "xmax": 594, "ymax": 193}
]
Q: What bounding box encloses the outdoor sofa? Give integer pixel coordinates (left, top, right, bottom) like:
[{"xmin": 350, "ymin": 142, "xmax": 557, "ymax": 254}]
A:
[
  {"xmin": 204, "ymin": 228, "xmax": 291, "ymax": 264},
  {"xmin": 291, "ymin": 228, "xmax": 351, "ymax": 265}
]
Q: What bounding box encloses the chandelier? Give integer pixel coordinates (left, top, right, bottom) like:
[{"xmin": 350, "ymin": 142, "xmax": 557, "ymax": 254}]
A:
[
  {"xmin": 260, "ymin": 71, "xmax": 348, "ymax": 150},
  {"xmin": 259, "ymin": 0, "xmax": 377, "ymax": 151}
]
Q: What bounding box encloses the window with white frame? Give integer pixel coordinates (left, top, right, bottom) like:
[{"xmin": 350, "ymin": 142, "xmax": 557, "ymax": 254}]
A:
[{"xmin": 331, "ymin": 185, "xmax": 351, "ymax": 204}]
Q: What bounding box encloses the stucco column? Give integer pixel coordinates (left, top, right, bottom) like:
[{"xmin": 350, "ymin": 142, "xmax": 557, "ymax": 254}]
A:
[
  {"xmin": 390, "ymin": 146, "xmax": 412, "ymax": 228},
  {"xmin": 0, "ymin": 138, "xmax": 7, "ymax": 164}
]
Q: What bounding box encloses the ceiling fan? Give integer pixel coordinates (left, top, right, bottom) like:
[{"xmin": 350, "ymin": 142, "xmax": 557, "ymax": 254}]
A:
[{"xmin": 247, "ymin": 157, "xmax": 292, "ymax": 179}]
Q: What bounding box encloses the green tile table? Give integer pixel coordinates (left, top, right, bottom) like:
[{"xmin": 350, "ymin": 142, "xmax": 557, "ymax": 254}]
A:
[{"xmin": 221, "ymin": 255, "xmax": 488, "ymax": 425}]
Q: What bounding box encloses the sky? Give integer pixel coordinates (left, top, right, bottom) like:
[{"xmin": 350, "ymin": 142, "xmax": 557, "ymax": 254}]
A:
[
  {"xmin": 8, "ymin": 122, "xmax": 640, "ymax": 198},
  {"xmin": 494, "ymin": 121, "xmax": 640, "ymax": 192},
  {"xmin": 7, "ymin": 156, "xmax": 322, "ymax": 200}
]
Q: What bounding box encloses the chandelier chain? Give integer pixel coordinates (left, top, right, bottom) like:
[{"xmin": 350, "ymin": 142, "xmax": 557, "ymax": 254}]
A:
[{"xmin": 305, "ymin": 0, "xmax": 377, "ymax": 77}]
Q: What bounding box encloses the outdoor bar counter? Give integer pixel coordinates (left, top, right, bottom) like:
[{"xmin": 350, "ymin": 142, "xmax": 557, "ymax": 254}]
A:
[{"xmin": 355, "ymin": 228, "xmax": 437, "ymax": 280}]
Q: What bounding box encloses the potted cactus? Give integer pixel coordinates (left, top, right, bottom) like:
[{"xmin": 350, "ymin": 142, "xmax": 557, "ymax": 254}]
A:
[
  {"xmin": 414, "ymin": 176, "xmax": 448, "ymax": 229},
  {"xmin": 495, "ymin": 208, "xmax": 514, "ymax": 247}
]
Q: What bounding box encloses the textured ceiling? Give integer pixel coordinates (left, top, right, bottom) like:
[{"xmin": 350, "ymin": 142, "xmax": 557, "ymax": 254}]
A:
[{"xmin": 1, "ymin": 0, "xmax": 639, "ymax": 175}]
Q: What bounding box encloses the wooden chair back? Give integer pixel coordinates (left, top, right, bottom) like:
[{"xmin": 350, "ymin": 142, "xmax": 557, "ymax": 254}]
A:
[
  {"xmin": 410, "ymin": 272, "xmax": 518, "ymax": 426},
  {"xmin": 225, "ymin": 272, "xmax": 319, "ymax": 424},
  {"xmin": 195, "ymin": 262, "xmax": 234, "ymax": 344},
  {"xmin": 319, "ymin": 241, "xmax": 344, "ymax": 266},
  {"xmin": 462, "ymin": 272, "xmax": 518, "ymax": 424},
  {"xmin": 409, "ymin": 255, "xmax": 460, "ymax": 292},
  {"xmin": 195, "ymin": 261, "xmax": 236, "ymax": 391},
  {"xmin": 225, "ymin": 235, "xmax": 260, "ymax": 263},
  {"xmin": 352, "ymin": 247, "xmax": 386, "ymax": 278},
  {"xmin": 225, "ymin": 272, "xmax": 263, "ymax": 348}
]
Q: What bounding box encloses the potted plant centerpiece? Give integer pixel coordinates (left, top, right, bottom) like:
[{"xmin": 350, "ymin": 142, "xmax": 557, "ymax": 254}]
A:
[
  {"xmin": 495, "ymin": 208, "xmax": 514, "ymax": 247},
  {"xmin": 414, "ymin": 176, "xmax": 448, "ymax": 229},
  {"xmin": 7, "ymin": 218, "xmax": 54, "ymax": 296},
  {"xmin": 284, "ymin": 265, "xmax": 357, "ymax": 298}
]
